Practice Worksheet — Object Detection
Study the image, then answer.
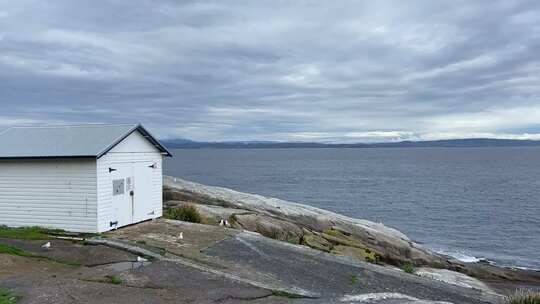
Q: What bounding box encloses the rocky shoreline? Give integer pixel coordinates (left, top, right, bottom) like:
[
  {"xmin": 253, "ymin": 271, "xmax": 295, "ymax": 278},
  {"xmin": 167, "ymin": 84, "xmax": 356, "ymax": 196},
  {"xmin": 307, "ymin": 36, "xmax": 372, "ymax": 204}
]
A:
[
  {"xmin": 163, "ymin": 176, "xmax": 540, "ymax": 293},
  {"xmin": 1, "ymin": 176, "xmax": 538, "ymax": 303}
]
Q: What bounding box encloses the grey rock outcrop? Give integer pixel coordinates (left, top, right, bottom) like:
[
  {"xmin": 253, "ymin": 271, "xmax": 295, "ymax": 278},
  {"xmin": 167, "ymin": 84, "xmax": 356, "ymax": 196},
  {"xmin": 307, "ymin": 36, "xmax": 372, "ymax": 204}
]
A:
[
  {"xmin": 163, "ymin": 176, "xmax": 446, "ymax": 267},
  {"xmin": 162, "ymin": 176, "xmax": 540, "ymax": 291}
]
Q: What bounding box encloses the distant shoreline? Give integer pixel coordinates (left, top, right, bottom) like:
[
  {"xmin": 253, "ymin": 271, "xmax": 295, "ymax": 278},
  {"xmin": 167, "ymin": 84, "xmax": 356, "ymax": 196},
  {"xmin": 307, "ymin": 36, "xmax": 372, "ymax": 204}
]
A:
[{"xmin": 163, "ymin": 138, "xmax": 540, "ymax": 149}]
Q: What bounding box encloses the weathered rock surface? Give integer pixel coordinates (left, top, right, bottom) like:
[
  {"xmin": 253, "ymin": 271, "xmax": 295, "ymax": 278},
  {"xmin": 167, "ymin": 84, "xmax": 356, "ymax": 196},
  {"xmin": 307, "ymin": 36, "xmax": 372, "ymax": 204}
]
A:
[
  {"xmin": 231, "ymin": 213, "xmax": 304, "ymax": 244},
  {"xmin": 163, "ymin": 176, "xmax": 540, "ymax": 292},
  {"xmin": 104, "ymin": 219, "xmax": 503, "ymax": 303},
  {"xmin": 416, "ymin": 268, "xmax": 494, "ymax": 293},
  {"xmin": 163, "ymin": 176, "xmax": 446, "ymax": 267}
]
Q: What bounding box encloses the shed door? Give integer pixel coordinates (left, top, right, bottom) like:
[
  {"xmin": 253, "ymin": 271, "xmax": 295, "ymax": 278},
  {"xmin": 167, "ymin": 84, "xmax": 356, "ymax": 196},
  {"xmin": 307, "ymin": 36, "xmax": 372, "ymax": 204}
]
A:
[
  {"xmin": 133, "ymin": 162, "xmax": 156, "ymax": 222},
  {"xmin": 111, "ymin": 163, "xmax": 134, "ymax": 228}
]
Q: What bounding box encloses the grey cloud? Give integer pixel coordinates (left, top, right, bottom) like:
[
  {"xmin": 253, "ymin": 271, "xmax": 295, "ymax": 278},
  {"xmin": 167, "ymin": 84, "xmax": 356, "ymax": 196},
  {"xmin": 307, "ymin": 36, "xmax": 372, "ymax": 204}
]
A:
[{"xmin": 0, "ymin": 0, "xmax": 539, "ymax": 142}]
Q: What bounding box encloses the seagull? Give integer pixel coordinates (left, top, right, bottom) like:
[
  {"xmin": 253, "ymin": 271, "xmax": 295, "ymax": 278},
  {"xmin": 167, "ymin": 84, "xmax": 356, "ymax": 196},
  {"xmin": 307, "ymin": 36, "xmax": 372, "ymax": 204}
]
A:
[
  {"xmin": 136, "ymin": 256, "xmax": 148, "ymax": 268},
  {"xmin": 41, "ymin": 242, "xmax": 51, "ymax": 249},
  {"xmin": 179, "ymin": 232, "xmax": 184, "ymax": 240},
  {"xmin": 220, "ymin": 219, "xmax": 230, "ymax": 227}
]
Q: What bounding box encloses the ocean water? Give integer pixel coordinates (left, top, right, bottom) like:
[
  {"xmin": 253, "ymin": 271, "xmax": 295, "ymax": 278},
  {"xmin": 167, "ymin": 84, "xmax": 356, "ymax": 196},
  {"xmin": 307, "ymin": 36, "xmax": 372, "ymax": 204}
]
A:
[{"xmin": 164, "ymin": 147, "xmax": 540, "ymax": 269}]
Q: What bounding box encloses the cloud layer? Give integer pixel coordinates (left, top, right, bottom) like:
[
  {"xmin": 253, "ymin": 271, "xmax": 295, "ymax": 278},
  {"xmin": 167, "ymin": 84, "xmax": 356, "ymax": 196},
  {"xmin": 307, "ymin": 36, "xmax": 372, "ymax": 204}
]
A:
[{"xmin": 1, "ymin": 0, "xmax": 539, "ymax": 142}]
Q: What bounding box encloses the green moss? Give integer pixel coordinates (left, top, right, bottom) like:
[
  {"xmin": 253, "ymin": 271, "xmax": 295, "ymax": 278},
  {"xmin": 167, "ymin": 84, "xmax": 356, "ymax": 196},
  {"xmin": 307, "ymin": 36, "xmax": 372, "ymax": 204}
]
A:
[
  {"xmin": 321, "ymin": 229, "xmax": 366, "ymax": 249},
  {"xmin": 506, "ymin": 289, "xmax": 540, "ymax": 304},
  {"xmin": 0, "ymin": 288, "xmax": 20, "ymax": 304},
  {"xmin": 322, "ymin": 228, "xmax": 349, "ymax": 238},
  {"xmin": 302, "ymin": 233, "xmax": 332, "ymax": 252},
  {"xmin": 350, "ymin": 274, "xmax": 360, "ymax": 285},
  {"xmin": 362, "ymin": 248, "xmax": 378, "ymax": 263},
  {"xmin": 0, "ymin": 226, "xmax": 64, "ymax": 240},
  {"xmin": 401, "ymin": 262, "xmax": 415, "ymax": 274},
  {"xmin": 228, "ymin": 214, "xmax": 238, "ymax": 226},
  {"xmin": 164, "ymin": 205, "xmax": 202, "ymax": 223},
  {"xmin": 271, "ymin": 290, "xmax": 307, "ymax": 299},
  {"xmin": 331, "ymin": 245, "xmax": 380, "ymax": 264}
]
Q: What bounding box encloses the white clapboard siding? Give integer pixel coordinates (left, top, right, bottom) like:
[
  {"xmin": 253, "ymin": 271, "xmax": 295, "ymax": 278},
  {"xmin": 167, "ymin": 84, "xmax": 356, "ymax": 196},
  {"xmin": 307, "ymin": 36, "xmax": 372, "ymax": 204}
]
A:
[
  {"xmin": 0, "ymin": 159, "xmax": 98, "ymax": 232},
  {"xmin": 96, "ymin": 131, "xmax": 163, "ymax": 232}
]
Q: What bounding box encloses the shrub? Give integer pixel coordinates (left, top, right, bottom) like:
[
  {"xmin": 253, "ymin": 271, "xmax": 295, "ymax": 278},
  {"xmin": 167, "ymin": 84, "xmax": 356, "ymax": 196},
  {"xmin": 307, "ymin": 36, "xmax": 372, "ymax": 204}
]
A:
[
  {"xmin": 401, "ymin": 262, "xmax": 415, "ymax": 274},
  {"xmin": 0, "ymin": 288, "xmax": 20, "ymax": 304},
  {"xmin": 506, "ymin": 289, "xmax": 540, "ymax": 304},
  {"xmin": 164, "ymin": 205, "xmax": 202, "ymax": 223}
]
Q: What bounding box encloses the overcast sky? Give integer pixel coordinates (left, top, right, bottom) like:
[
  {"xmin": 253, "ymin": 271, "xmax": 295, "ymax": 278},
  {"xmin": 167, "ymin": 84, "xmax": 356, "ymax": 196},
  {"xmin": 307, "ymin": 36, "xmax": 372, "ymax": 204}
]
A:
[{"xmin": 0, "ymin": 1, "xmax": 539, "ymax": 142}]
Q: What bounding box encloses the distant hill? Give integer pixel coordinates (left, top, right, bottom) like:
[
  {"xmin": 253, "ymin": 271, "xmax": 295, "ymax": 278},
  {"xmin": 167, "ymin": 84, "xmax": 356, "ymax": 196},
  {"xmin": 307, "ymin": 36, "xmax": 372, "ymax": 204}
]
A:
[{"xmin": 161, "ymin": 138, "xmax": 540, "ymax": 149}]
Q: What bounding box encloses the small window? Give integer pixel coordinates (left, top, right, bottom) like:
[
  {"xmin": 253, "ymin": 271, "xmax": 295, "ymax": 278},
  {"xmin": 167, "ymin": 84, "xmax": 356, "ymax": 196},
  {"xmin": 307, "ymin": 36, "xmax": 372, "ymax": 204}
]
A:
[{"xmin": 113, "ymin": 179, "xmax": 125, "ymax": 196}]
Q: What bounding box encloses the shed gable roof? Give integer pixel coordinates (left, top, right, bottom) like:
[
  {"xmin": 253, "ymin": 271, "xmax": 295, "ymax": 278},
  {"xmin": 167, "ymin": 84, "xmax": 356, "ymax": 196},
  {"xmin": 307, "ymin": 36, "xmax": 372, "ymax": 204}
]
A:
[{"xmin": 0, "ymin": 124, "xmax": 172, "ymax": 159}]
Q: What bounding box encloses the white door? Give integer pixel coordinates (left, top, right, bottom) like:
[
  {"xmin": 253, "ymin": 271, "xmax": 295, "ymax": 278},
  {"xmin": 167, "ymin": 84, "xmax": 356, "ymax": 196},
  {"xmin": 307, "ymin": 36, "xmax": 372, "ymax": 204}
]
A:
[
  {"xmin": 133, "ymin": 162, "xmax": 156, "ymax": 222},
  {"xmin": 111, "ymin": 162, "xmax": 134, "ymax": 228}
]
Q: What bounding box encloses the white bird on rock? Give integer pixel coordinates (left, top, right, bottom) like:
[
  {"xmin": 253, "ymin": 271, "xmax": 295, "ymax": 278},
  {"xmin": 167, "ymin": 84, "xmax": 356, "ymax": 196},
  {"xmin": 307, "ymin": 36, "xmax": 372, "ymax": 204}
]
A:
[
  {"xmin": 136, "ymin": 256, "xmax": 148, "ymax": 267},
  {"xmin": 179, "ymin": 232, "xmax": 184, "ymax": 240},
  {"xmin": 137, "ymin": 256, "xmax": 148, "ymax": 263},
  {"xmin": 41, "ymin": 242, "xmax": 51, "ymax": 249}
]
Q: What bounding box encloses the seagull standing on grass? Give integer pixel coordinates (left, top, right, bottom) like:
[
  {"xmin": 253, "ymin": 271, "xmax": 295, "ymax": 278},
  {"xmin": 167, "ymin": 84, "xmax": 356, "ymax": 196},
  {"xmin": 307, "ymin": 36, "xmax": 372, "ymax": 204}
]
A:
[{"xmin": 41, "ymin": 242, "xmax": 51, "ymax": 249}]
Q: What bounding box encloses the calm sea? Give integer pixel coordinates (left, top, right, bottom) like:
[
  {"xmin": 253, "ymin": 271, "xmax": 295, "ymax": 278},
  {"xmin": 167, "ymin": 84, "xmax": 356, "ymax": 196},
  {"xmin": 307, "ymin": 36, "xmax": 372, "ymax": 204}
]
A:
[{"xmin": 164, "ymin": 147, "xmax": 540, "ymax": 269}]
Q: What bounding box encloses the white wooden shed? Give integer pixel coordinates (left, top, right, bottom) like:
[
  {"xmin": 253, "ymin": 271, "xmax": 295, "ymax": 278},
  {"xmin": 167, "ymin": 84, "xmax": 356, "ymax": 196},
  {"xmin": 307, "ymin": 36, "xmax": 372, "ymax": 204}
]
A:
[{"xmin": 0, "ymin": 124, "xmax": 172, "ymax": 233}]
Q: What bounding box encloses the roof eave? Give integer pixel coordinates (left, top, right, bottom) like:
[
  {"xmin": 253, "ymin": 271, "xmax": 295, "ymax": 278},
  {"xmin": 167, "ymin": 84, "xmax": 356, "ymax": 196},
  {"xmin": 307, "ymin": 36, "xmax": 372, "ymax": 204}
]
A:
[{"xmin": 95, "ymin": 124, "xmax": 173, "ymax": 159}]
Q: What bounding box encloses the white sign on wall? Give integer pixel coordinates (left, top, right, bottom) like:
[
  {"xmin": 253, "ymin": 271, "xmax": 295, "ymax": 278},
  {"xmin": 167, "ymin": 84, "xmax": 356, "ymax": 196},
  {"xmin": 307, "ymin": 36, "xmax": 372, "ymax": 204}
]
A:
[{"xmin": 126, "ymin": 177, "xmax": 134, "ymax": 191}]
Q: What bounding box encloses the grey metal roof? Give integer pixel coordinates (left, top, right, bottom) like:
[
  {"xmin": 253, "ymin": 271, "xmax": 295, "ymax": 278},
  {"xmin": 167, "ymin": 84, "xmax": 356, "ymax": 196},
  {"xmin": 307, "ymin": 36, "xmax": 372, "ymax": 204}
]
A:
[{"xmin": 0, "ymin": 124, "xmax": 172, "ymax": 159}]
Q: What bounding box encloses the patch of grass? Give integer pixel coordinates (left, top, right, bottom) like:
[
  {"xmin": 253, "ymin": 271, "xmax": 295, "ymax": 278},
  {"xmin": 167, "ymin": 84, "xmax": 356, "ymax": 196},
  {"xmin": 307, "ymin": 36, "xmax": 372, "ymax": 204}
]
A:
[
  {"xmin": 82, "ymin": 275, "xmax": 122, "ymax": 285},
  {"xmin": 506, "ymin": 289, "xmax": 540, "ymax": 304},
  {"xmin": 164, "ymin": 205, "xmax": 202, "ymax": 223},
  {"xmin": 362, "ymin": 248, "xmax": 379, "ymax": 264},
  {"xmin": 0, "ymin": 243, "xmax": 80, "ymax": 267},
  {"xmin": 50, "ymin": 258, "xmax": 81, "ymax": 267},
  {"xmin": 0, "ymin": 226, "xmax": 64, "ymax": 240},
  {"xmin": 228, "ymin": 214, "xmax": 237, "ymax": 226},
  {"xmin": 401, "ymin": 262, "xmax": 416, "ymax": 274},
  {"xmin": 350, "ymin": 274, "xmax": 360, "ymax": 285},
  {"xmin": 0, "ymin": 244, "xmax": 33, "ymax": 257},
  {"xmin": 0, "ymin": 288, "xmax": 21, "ymax": 304},
  {"xmin": 105, "ymin": 275, "xmax": 122, "ymax": 285}
]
